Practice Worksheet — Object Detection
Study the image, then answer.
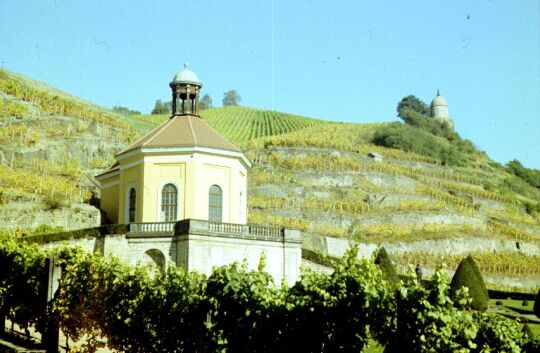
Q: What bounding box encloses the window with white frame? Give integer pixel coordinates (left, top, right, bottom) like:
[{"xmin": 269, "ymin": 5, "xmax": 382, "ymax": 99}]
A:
[
  {"xmin": 208, "ymin": 185, "xmax": 222, "ymax": 222},
  {"xmin": 161, "ymin": 183, "xmax": 178, "ymax": 222}
]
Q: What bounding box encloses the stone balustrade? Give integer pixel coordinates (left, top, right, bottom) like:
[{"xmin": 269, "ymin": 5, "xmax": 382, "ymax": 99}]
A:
[
  {"xmin": 127, "ymin": 219, "xmax": 301, "ymax": 243},
  {"xmin": 128, "ymin": 222, "xmax": 175, "ymax": 233}
]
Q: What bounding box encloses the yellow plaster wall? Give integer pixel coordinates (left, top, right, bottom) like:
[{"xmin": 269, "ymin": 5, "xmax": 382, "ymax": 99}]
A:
[
  {"xmin": 142, "ymin": 161, "xmax": 186, "ymax": 222},
  {"xmin": 184, "ymin": 159, "xmax": 196, "ymax": 220},
  {"xmin": 193, "ymin": 155, "xmax": 247, "ymax": 224},
  {"xmin": 118, "ymin": 161, "xmax": 143, "ymax": 224},
  {"xmin": 198, "ymin": 163, "xmax": 231, "ymax": 222},
  {"xmin": 99, "ymin": 175, "xmax": 119, "ymax": 223},
  {"xmin": 101, "ymin": 151, "xmax": 248, "ymax": 225}
]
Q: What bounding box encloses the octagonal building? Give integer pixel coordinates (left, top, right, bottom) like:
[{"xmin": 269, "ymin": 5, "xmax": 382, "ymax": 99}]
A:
[{"xmin": 97, "ymin": 65, "xmax": 250, "ymax": 225}]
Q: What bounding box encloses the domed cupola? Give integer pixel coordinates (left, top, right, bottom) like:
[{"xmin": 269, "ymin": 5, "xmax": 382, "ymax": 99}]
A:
[
  {"xmin": 430, "ymin": 89, "xmax": 454, "ymax": 128},
  {"xmin": 430, "ymin": 89, "xmax": 449, "ymax": 119},
  {"xmin": 170, "ymin": 63, "xmax": 202, "ymax": 116}
]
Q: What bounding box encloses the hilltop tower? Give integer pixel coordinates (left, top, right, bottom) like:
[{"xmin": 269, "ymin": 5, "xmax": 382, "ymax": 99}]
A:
[
  {"xmin": 170, "ymin": 63, "xmax": 202, "ymax": 116},
  {"xmin": 430, "ymin": 89, "xmax": 454, "ymax": 128}
]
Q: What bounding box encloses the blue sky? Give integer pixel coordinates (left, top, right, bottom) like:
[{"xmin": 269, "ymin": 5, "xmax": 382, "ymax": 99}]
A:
[{"xmin": 1, "ymin": 0, "xmax": 539, "ymax": 168}]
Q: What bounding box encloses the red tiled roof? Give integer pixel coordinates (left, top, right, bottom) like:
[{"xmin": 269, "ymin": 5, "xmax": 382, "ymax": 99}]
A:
[{"xmin": 119, "ymin": 115, "xmax": 241, "ymax": 156}]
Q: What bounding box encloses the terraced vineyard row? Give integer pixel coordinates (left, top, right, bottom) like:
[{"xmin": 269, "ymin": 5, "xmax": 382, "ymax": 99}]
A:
[
  {"xmin": 0, "ymin": 165, "xmax": 90, "ymax": 207},
  {"xmin": 251, "ymin": 148, "xmax": 484, "ymax": 186},
  {"xmin": 0, "ymin": 71, "xmax": 128, "ymax": 129},
  {"xmin": 0, "ymin": 99, "xmax": 27, "ymax": 119},
  {"xmin": 256, "ymin": 123, "xmax": 442, "ymax": 165},
  {"xmin": 395, "ymin": 251, "xmax": 540, "ymax": 278},
  {"xmin": 248, "ymin": 208, "xmax": 485, "ymax": 242},
  {"xmin": 201, "ymin": 106, "xmax": 324, "ymax": 145},
  {"xmin": 131, "ymin": 106, "xmax": 324, "ymax": 145},
  {"xmin": 488, "ymin": 219, "xmax": 540, "ymax": 243},
  {"xmin": 249, "ymin": 196, "xmax": 449, "ymax": 215},
  {"xmin": 253, "ymin": 150, "xmax": 516, "ymax": 206}
]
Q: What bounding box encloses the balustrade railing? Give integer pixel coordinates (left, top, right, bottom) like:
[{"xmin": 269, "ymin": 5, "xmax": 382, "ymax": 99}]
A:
[
  {"xmin": 208, "ymin": 222, "xmax": 245, "ymax": 234},
  {"xmin": 129, "ymin": 222, "xmax": 175, "ymax": 233},
  {"xmin": 248, "ymin": 224, "xmax": 284, "ymax": 238},
  {"xmin": 129, "ymin": 220, "xmax": 284, "ymax": 241}
]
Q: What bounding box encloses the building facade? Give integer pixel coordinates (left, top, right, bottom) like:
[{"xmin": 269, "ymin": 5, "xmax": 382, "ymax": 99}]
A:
[
  {"xmin": 96, "ymin": 65, "xmax": 250, "ymax": 225},
  {"xmin": 94, "ymin": 65, "xmax": 301, "ymax": 284}
]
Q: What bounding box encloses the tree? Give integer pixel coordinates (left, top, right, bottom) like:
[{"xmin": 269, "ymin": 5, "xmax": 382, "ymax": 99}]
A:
[
  {"xmin": 373, "ymin": 247, "xmax": 399, "ymax": 286},
  {"xmin": 506, "ymin": 159, "xmax": 540, "ymax": 189},
  {"xmin": 396, "ymin": 95, "xmax": 429, "ymax": 119},
  {"xmin": 112, "ymin": 105, "xmax": 141, "ymax": 116},
  {"xmin": 450, "ymin": 255, "xmax": 489, "ymax": 310},
  {"xmin": 199, "ymin": 94, "xmax": 213, "ymax": 110},
  {"xmin": 222, "ymin": 90, "xmax": 241, "ymax": 106},
  {"xmin": 151, "ymin": 99, "xmax": 171, "ymax": 114}
]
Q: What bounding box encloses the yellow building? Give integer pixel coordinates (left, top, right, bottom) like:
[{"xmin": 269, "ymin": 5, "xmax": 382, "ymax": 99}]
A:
[{"xmin": 96, "ymin": 65, "xmax": 251, "ymax": 225}]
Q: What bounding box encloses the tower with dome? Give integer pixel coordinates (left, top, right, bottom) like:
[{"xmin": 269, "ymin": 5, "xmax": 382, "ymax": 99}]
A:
[{"xmin": 430, "ymin": 89, "xmax": 454, "ymax": 128}]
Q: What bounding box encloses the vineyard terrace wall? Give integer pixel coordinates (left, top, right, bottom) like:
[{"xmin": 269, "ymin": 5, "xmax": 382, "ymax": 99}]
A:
[{"xmin": 34, "ymin": 219, "xmax": 302, "ymax": 285}]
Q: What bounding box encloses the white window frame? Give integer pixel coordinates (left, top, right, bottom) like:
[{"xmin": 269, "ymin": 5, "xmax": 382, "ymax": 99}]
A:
[{"xmin": 156, "ymin": 181, "xmax": 181, "ymax": 222}]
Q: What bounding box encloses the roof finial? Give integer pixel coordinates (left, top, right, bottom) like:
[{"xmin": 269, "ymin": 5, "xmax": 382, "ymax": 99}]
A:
[
  {"xmin": 184, "ymin": 62, "xmax": 189, "ymax": 69},
  {"xmin": 437, "ymin": 88, "xmax": 440, "ymax": 96}
]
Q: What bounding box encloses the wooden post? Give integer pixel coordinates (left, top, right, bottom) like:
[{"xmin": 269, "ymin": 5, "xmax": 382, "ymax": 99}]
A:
[{"xmin": 44, "ymin": 255, "xmax": 61, "ymax": 353}]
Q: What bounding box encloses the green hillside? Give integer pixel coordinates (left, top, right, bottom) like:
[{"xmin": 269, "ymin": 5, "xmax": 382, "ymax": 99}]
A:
[
  {"xmin": 131, "ymin": 105, "xmax": 326, "ymax": 146},
  {"xmin": 1, "ymin": 68, "xmax": 539, "ymax": 291}
]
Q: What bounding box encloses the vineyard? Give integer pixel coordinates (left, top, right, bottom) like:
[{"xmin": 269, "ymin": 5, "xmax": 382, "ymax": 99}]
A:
[
  {"xmin": 0, "ymin": 237, "xmax": 536, "ymax": 352},
  {"xmin": 201, "ymin": 106, "xmax": 325, "ymax": 145},
  {"xmin": 0, "ymin": 67, "xmax": 539, "ymax": 293},
  {"xmin": 247, "ymin": 146, "xmax": 537, "ymax": 219},
  {"xmin": 132, "ymin": 105, "xmax": 325, "ymax": 146},
  {"xmin": 0, "ymin": 98, "xmax": 27, "ymax": 119},
  {"xmin": 0, "ymin": 70, "xmax": 127, "ymax": 129},
  {"xmin": 243, "ymin": 142, "xmax": 540, "ymax": 277},
  {"xmin": 255, "ymin": 122, "xmax": 442, "ymax": 164},
  {"xmin": 0, "ymin": 164, "xmax": 91, "ymax": 208},
  {"xmin": 395, "ymin": 251, "xmax": 540, "ymax": 278}
]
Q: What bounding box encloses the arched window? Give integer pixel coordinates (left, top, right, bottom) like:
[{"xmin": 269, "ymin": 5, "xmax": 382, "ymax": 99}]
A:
[
  {"xmin": 128, "ymin": 188, "xmax": 136, "ymax": 223},
  {"xmin": 208, "ymin": 185, "xmax": 222, "ymax": 222},
  {"xmin": 161, "ymin": 183, "xmax": 178, "ymax": 222}
]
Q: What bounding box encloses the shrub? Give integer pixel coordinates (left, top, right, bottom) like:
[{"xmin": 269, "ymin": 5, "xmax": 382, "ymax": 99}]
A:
[
  {"xmin": 474, "ymin": 312, "xmax": 524, "ymax": 352},
  {"xmin": 523, "ymin": 324, "xmax": 535, "ymax": 339},
  {"xmin": 373, "ymin": 247, "xmax": 399, "ymax": 286},
  {"xmin": 450, "ymin": 255, "xmax": 489, "ymax": 310},
  {"xmin": 496, "ymin": 300, "xmax": 503, "ymax": 306},
  {"xmin": 0, "ymin": 241, "xmax": 532, "ymax": 352},
  {"xmin": 383, "ymin": 266, "xmax": 525, "ymax": 353},
  {"xmin": 534, "ymin": 288, "xmax": 540, "ymax": 318},
  {"xmin": 523, "ymin": 337, "xmax": 540, "ymax": 353},
  {"xmin": 372, "ymin": 123, "xmax": 469, "ymax": 166}
]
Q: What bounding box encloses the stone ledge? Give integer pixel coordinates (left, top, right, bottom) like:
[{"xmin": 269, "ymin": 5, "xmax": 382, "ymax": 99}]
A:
[{"xmin": 127, "ymin": 219, "xmax": 301, "ymax": 243}]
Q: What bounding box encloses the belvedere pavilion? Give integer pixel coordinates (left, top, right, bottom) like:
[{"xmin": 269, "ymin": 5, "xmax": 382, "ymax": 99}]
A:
[{"xmin": 92, "ymin": 65, "xmax": 301, "ymax": 284}]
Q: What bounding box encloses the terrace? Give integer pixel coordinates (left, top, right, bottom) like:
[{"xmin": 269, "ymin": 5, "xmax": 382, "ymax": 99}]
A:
[
  {"xmin": 24, "ymin": 219, "xmax": 297, "ymax": 244},
  {"xmin": 128, "ymin": 219, "xmax": 290, "ymax": 242}
]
